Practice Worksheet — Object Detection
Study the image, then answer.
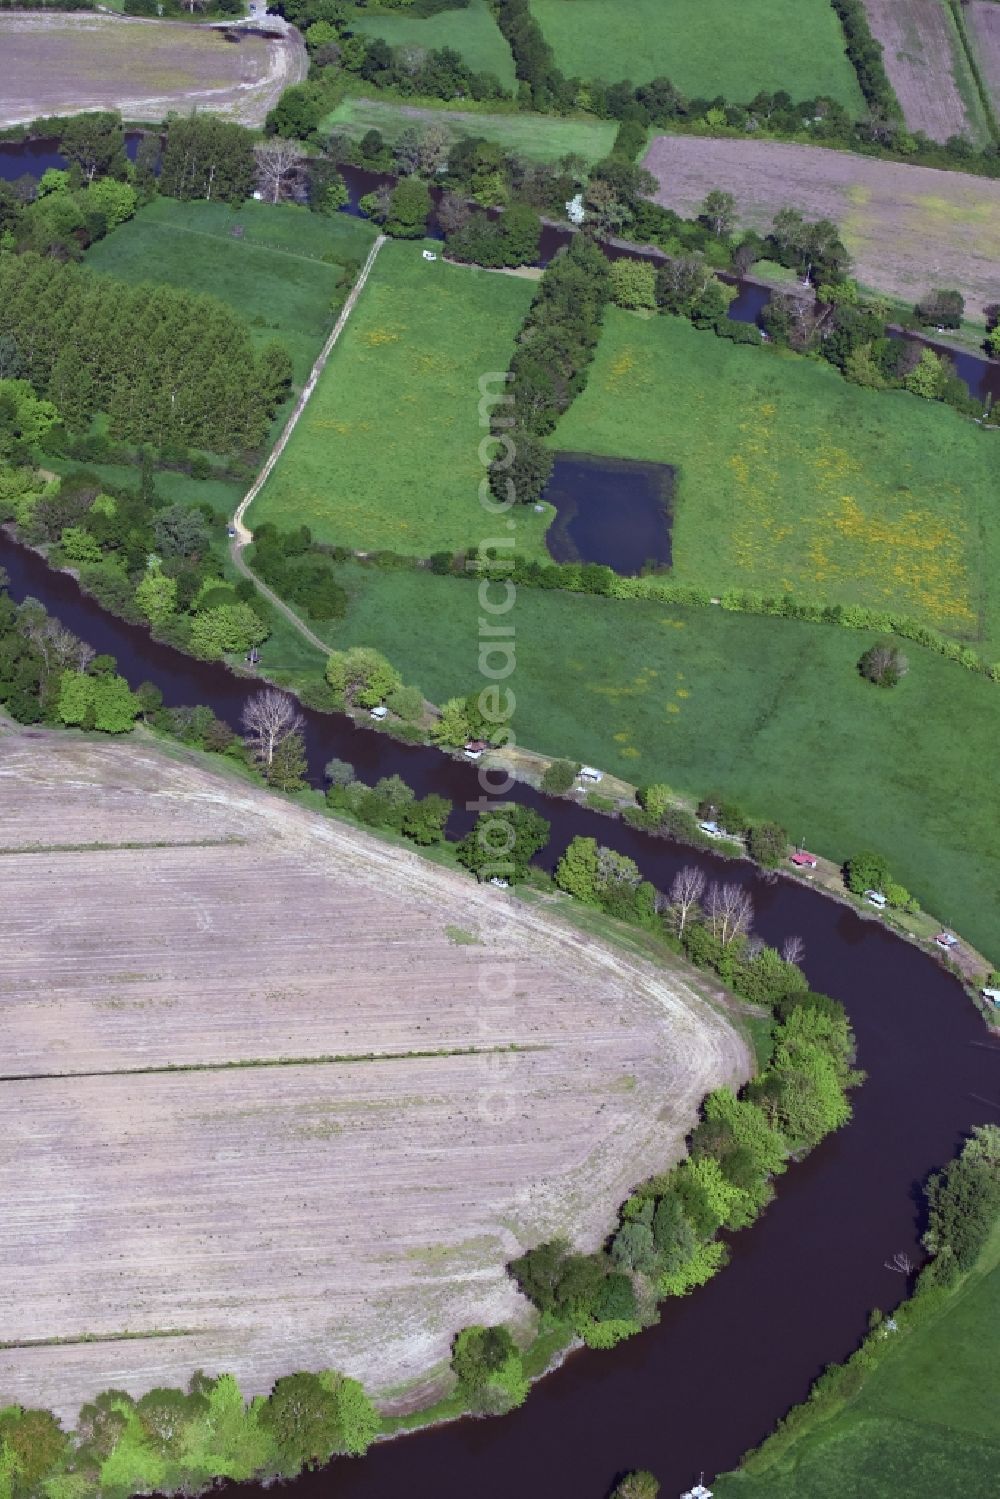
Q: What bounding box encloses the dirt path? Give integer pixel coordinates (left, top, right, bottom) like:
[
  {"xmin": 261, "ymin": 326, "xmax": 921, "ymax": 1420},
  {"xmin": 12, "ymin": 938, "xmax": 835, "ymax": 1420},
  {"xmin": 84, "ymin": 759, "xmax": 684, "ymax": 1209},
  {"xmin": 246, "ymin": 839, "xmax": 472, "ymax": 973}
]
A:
[{"xmin": 229, "ymin": 233, "xmax": 387, "ymax": 656}]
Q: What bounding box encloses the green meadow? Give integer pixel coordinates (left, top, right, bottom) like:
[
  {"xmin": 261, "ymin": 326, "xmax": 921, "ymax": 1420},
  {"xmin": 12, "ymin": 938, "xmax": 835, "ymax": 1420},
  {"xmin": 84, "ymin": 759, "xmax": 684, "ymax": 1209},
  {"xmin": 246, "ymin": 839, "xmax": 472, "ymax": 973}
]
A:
[
  {"xmin": 529, "ymin": 0, "xmax": 864, "ymax": 107},
  {"xmin": 248, "ymin": 240, "xmax": 553, "ymax": 556},
  {"xmin": 716, "ymin": 1228, "xmax": 1000, "ymax": 1498},
  {"xmin": 347, "ymin": 0, "xmax": 516, "ymax": 88},
  {"xmin": 554, "ymin": 312, "xmax": 1000, "ymax": 650},
  {"xmin": 324, "ymin": 95, "xmax": 618, "ymax": 164},
  {"xmin": 86, "ymin": 199, "xmax": 378, "ymax": 385},
  {"xmin": 313, "ymin": 560, "xmax": 1000, "ymax": 960}
]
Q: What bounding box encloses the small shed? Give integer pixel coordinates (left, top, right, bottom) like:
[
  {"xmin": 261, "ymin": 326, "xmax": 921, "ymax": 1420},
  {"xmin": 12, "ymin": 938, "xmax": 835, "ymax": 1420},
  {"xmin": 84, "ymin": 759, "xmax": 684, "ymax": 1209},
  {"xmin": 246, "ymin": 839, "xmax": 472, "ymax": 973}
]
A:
[
  {"xmin": 579, "ymin": 766, "xmax": 603, "ymax": 783},
  {"xmin": 464, "ymin": 739, "xmax": 489, "ymax": 760},
  {"xmin": 790, "ymin": 850, "xmax": 818, "ymax": 868},
  {"xmin": 370, "ymin": 704, "xmax": 388, "ymax": 720}
]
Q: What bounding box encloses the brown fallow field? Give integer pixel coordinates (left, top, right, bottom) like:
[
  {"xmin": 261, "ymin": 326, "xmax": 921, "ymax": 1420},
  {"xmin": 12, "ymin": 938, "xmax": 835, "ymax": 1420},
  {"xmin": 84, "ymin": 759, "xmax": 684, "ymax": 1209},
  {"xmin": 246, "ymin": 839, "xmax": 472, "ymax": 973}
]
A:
[
  {"xmin": 0, "ymin": 729, "xmax": 748, "ymax": 1421},
  {"xmin": 968, "ymin": 1, "xmax": 1000, "ymax": 112},
  {"xmin": 643, "ymin": 133, "xmax": 1000, "ymax": 318},
  {"xmin": 0, "ymin": 12, "xmax": 306, "ymax": 129},
  {"xmin": 861, "ymin": 0, "xmax": 988, "ymax": 143}
]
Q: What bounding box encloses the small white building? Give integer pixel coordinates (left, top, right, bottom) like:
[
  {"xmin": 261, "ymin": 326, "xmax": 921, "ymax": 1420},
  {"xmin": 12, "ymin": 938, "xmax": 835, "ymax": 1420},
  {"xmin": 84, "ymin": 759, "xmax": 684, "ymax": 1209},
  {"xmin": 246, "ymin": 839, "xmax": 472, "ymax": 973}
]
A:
[
  {"xmin": 698, "ymin": 820, "xmax": 725, "ymax": 840},
  {"xmin": 370, "ymin": 704, "xmax": 388, "ymax": 720},
  {"xmin": 422, "ymin": 250, "xmax": 438, "ymax": 261},
  {"xmin": 579, "ymin": 766, "xmax": 603, "ymax": 783},
  {"xmin": 865, "ymin": 889, "xmax": 887, "ymax": 909}
]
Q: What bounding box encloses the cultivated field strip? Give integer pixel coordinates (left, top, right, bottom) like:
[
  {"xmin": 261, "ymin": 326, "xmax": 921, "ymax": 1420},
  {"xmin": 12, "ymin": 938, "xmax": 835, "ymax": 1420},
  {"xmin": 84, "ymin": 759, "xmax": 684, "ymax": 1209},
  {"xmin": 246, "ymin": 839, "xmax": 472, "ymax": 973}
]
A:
[
  {"xmin": 862, "ymin": 0, "xmax": 987, "ymax": 143},
  {"xmin": 643, "ymin": 134, "xmax": 1000, "ymax": 317},
  {"xmin": 0, "ymin": 733, "xmax": 747, "ymax": 1417},
  {"xmin": 0, "ymin": 13, "xmax": 305, "ymax": 129},
  {"xmin": 968, "ymin": 2, "xmax": 1000, "ymax": 113}
]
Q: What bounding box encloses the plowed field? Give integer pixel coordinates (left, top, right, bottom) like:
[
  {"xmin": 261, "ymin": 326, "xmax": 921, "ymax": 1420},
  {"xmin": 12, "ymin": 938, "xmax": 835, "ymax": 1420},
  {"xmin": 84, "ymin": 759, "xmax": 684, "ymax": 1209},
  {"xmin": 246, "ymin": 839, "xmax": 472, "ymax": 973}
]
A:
[
  {"xmin": 0, "ymin": 730, "xmax": 747, "ymax": 1419},
  {"xmin": 862, "ymin": 0, "xmax": 988, "ymax": 143}
]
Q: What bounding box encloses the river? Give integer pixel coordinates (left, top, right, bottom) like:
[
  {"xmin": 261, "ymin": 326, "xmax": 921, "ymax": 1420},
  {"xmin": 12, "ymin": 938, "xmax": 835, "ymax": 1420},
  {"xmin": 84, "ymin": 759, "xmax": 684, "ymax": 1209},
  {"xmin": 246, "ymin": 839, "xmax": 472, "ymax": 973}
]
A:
[{"xmin": 1, "ymin": 529, "xmax": 996, "ymax": 1497}]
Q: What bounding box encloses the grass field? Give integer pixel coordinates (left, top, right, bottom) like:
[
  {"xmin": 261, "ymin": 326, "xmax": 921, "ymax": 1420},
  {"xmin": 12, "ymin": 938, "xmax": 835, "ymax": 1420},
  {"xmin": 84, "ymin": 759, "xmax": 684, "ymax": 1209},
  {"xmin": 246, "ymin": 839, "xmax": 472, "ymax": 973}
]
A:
[
  {"xmin": 0, "ymin": 730, "xmax": 746, "ymax": 1419},
  {"xmin": 553, "ymin": 312, "xmax": 1000, "ymax": 649},
  {"xmin": 86, "ymin": 199, "xmax": 378, "ymax": 388},
  {"xmin": 715, "ymin": 1226, "xmax": 1000, "ymax": 1497},
  {"xmin": 324, "ymin": 94, "xmax": 618, "ymax": 164},
  {"xmin": 313, "ymin": 560, "xmax": 1000, "ymax": 960},
  {"xmin": 249, "ymin": 239, "xmax": 555, "ymax": 556},
  {"xmin": 529, "ymin": 0, "xmax": 864, "ymax": 107},
  {"xmin": 347, "ymin": 0, "xmax": 516, "ymax": 88}
]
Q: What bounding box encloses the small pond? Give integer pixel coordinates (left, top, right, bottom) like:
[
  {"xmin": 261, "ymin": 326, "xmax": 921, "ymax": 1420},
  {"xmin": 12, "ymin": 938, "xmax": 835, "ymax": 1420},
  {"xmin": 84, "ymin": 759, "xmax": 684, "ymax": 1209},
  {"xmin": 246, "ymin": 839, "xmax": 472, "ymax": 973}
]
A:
[{"xmin": 542, "ymin": 452, "xmax": 673, "ymax": 574}]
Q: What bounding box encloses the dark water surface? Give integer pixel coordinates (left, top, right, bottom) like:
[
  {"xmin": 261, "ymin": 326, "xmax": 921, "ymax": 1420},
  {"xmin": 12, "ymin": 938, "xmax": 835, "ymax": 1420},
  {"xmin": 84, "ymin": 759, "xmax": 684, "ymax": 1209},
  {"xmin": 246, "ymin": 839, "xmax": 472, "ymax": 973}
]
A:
[
  {"xmin": 2, "ymin": 529, "xmax": 997, "ymax": 1497},
  {"xmin": 543, "ymin": 453, "xmax": 673, "ymax": 572}
]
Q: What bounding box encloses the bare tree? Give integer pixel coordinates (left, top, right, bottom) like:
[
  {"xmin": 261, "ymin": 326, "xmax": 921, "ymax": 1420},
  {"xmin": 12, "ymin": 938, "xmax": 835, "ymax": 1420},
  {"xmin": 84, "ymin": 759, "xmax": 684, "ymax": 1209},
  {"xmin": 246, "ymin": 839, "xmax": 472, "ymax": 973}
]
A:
[
  {"xmin": 705, "ymin": 881, "xmax": 754, "ymax": 947},
  {"xmin": 242, "ymin": 689, "xmax": 304, "ymax": 767},
  {"xmin": 417, "ymin": 122, "xmax": 451, "ymax": 175},
  {"xmin": 781, "ymin": 934, "xmax": 806, "ymax": 966},
  {"xmin": 668, "ymin": 865, "xmax": 706, "ymax": 936},
  {"xmin": 884, "ymin": 1251, "xmax": 913, "ymax": 1275},
  {"xmin": 21, "ymin": 613, "xmax": 93, "ymax": 677},
  {"xmin": 436, "ymin": 191, "xmax": 472, "ymax": 237},
  {"xmin": 254, "ymin": 140, "xmax": 305, "ymax": 205}
]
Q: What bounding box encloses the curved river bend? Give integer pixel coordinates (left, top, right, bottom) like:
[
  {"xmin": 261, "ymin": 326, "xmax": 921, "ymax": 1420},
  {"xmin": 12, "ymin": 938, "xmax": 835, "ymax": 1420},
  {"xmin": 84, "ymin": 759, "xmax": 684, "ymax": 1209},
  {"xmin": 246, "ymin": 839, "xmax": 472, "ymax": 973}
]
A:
[{"xmin": 2, "ymin": 533, "xmax": 997, "ymax": 1496}]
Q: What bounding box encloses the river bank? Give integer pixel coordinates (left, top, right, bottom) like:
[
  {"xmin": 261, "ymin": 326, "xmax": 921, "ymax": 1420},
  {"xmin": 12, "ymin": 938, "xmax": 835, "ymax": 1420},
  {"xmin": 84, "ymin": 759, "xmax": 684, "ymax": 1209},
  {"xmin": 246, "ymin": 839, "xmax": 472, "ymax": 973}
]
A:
[{"xmin": 1, "ymin": 524, "xmax": 997, "ymax": 1497}]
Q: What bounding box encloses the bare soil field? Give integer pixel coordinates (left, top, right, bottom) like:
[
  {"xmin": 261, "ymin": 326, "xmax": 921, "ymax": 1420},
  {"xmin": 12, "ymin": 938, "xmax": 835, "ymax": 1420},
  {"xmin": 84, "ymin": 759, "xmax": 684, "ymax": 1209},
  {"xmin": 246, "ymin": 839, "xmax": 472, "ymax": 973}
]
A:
[
  {"xmin": 643, "ymin": 133, "xmax": 1000, "ymax": 318},
  {"xmin": 861, "ymin": 0, "xmax": 988, "ymax": 142},
  {"xmin": 0, "ymin": 12, "xmax": 306, "ymax": 128},
  {"xmin": 0, "ymin": 730, "xmax": 748, "ymax": 1420},
  {"xmin": 967, "ymin": 1, "xmax": 1000, "ymax": 112}
]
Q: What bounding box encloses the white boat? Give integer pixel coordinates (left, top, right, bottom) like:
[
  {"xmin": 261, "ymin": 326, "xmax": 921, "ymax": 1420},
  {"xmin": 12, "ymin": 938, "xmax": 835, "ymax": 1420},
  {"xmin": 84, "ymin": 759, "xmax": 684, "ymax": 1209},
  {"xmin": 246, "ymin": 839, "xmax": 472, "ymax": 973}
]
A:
[{"xmin": 680, "ymin": 1477, "xmax": 713, "ymax": 1499}]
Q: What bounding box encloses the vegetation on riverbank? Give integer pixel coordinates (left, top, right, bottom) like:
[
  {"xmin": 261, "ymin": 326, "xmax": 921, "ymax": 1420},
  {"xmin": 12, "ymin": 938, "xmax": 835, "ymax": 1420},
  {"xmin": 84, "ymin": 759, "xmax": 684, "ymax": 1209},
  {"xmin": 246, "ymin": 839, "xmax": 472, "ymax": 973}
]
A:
[{"xmin": 715, "ymin": 1128, "xmax": 1000, "ymax": 1498}]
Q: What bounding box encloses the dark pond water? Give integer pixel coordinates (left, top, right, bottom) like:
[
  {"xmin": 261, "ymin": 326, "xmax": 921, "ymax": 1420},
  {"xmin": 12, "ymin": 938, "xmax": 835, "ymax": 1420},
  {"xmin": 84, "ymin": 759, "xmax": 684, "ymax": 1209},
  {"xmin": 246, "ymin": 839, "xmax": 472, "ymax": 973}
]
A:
[
  {"xmin": 0, "ymin": 134, "xmax": 141, "ymax": 183},
  {"xmin": 2, "ymin": 528, "xmax": 998, "ymax": 1498},
  {"xmin": 543, "ymin": 452, "xmax": 673, "ymax": 573}
]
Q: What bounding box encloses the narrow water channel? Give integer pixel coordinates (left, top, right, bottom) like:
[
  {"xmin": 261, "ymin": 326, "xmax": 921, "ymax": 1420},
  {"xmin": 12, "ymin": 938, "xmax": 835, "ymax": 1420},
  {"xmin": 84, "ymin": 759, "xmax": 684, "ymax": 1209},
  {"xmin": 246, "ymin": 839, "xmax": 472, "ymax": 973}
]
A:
[{"xmin": 1, "ymin": 530, "xmax": 997, "ymax": 1498}]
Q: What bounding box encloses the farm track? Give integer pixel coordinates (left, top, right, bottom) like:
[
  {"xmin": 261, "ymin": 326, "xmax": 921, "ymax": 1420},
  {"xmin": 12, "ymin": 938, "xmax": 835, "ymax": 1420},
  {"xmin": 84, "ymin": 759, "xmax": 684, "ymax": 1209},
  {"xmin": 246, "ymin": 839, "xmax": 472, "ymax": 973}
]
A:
[
  {"xmin": 0, "ymin": 731, "xmax": 748, "ymax": 1419},
  {"xmin": 0, "ymin": 12, "xmax": 306, "ymax": 128},
  {"xmin": 230, "ymin": 233, "xmax": 387, "ymax": 656}
]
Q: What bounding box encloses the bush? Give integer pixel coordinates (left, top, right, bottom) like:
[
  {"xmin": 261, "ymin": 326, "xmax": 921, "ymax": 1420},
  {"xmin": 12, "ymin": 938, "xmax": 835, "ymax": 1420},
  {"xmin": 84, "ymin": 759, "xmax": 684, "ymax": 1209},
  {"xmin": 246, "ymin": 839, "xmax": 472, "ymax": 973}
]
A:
[
  {"xmin": 748, "ymin": 821, "xmax": 787, "ymax": 868},
  {"xmin": 859, "ymin": 640, "xmax": 908, "ymax": 686},
  {"xmin": 541, "ymin": 758, "xmax": 579, "ymax": 794}
]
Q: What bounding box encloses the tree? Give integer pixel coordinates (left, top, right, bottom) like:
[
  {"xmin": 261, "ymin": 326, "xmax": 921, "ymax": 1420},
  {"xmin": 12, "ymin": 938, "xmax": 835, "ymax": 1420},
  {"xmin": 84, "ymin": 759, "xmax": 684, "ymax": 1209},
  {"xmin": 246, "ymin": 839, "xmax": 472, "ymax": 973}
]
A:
[
  {"xmin": 255, "ymin": 139, "xmax": 305, "ymax": 204},
  {"xmin": 609, "ymin": 258, "xmax": 657, "ymax": 310},
  {"xmin": 637, "ymin": 783, "xmax": 672, "ymax": 820},
  {"xmin": 554, "ymin": 835, "xmax": 600, "ymax": 902},
  {"xmin": 612, "ymin": 1472, "xmax": 660, "ymax": 1499},
  {"xmin": 153, "ymin": 503, "xmax": 211, "ymax": 562},
  {"xmin": 541, "ymin": 758, "xmax": 578, "ymax": 794},
  {"xmin": 456, "ymin": 803, "xmax": 550, "ymax": 883},
  {"xmin": 309, "ymin": 159, "xmax": 348, "ymax": 214},
  {"xmin": 499, "ymin": 203, "xmax": 542, "ymax": 266},
  {"xmin": 189, "ymin": 604, "xmax": 267, "ymax": 660},
  {"xmin": 705, "ymin": 882, "xmax": 754, "ymax": 946},
  {"xmin": 451, "ymin": 1326, "xmax": 528, "ymax": 1416},
  {"xmin": 385, "ymin": 178, "xmax": 431, "ymax": 239},
  {"xmin": 329, "ymin": 1375, "xmax": 379, "ymax": 1456},
  {"xmin": 0, "ymin": 380, "xmax": 58, "ymax": 463},
  {"xmin": 748, "ymin": 822, "xmax": 787, "ymax": 868},
  {"xmin": 401, "ymin": 793, "xmax": 451, "ymax": 844},
  {"xmin": 858, "ymin": 641, "xmax": 908, "ymax": 687},
  {"xmin": 655, "ymin": 256, "xmax": 712, "ymax": 315},
  {"xmin": 60, "ymin": 111, "xmax": 126, "ymax": 183},
  {"xmin": 242, "ymin": 688, "xmax": 304, "ymax": 767},
  {"xmin": 135, "ymin": 1387, "xmax": 207, "ymax": 1457},
  {"xmin": 267, "ymin": 729, "xmax": 308, "ymax": 791},
  {"xmin": 904, "ymin": 348, "xmax": 946, "ymax": 399},
  {"xmin": 844, "ymin": 850, "xmax": 890, "ymax": 895},
  {"xmin": 325, "ymin": 646, "xmax": 401, "ymax": 708},
  {"xmin": 134, "ymin": 566, "xmax": 177, "ymax": 623},
  {"xmin": 159, "ymin": 115, "xmax": 256, "ymax": 204},
  {"xmin": 702, "ymin": 189, "xmax": 737, "ymax": 237},
  {"xmin": 988, "ymin": 324, "xmax": 1000, "ymax": 359},
  {"xmin": 56, "ymin": 670, "xmax": 139, "ymax": 733},
  {"xmin": 668, "ymin": 865, "xmax": 706, "ymax": 936},
  {"xmin": 324, "ymin": 756, "xmax": 354, "ymax": 787},
  {"xmin": 387, "ymin": 683, "xmax": 424, "ymax": 722},
  {"xmin": 914, "ymin": 288, "xmax": 965, "ymax": 329},
  {"xmin": 266, "ymin": 83, "xmax": 325, "ymax": 141},
  {"xmin": 0, "ymin": 1409, "xmax": 66, "ymax": 1492},
  {"xmin": 259, "ymin": 1373, "xmax": 340, "ymax": 1477}
]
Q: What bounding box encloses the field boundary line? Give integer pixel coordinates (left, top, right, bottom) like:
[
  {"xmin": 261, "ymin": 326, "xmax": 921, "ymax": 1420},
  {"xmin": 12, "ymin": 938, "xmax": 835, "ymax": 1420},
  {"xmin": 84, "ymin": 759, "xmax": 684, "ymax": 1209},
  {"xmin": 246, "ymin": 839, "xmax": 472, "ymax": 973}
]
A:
[
  {"xmin": 143, "ymin": 217, "xmax": 341, "ymax": 269},
  {"xmin": 0, "ymin": 1042, "xmax": 546, "ymax": 1085},
  {"xmin": 229, "ymin": 232, "xmax": 387, "ymax": 657}
]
